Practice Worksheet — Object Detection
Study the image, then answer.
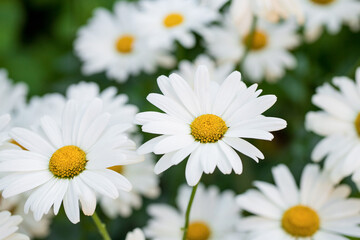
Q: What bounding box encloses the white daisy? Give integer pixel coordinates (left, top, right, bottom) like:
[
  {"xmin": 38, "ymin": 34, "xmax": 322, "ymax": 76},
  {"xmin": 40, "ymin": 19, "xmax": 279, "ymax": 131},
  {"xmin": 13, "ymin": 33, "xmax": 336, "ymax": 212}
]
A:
[
  {"xmin": 206, "ymin": 17, "xmax": 300, "ymax": 82},
  {"xmin": 0, "ymin": 69, "xmax": 27, "ymax": 116},
  {"xmin": 0, "ymin": 211, "xmax": 29, "ymax": 240},
  {"xmin": 0, "ymin": 98, "xmax": 141, "ymax": 224},
  {"xmin": 175, "ymin": 55, "xmax": 234, "ymax": 86},
  {"xmin": 306, "ymin": 67, "xmax": 360, "ymax": 185},
  {"xmin": 136, "ymin": 65, "xmax": 286, "ymax": 186},
  {"xmin": 0, "ymin": 114, "xmax": 11, "ymax": 145},
  {"xmin": 138, "ymin": 0, "xmax": 218, "ymax": 49},
  {"xmin": 74, "ymin": 2, "xmax": 174, "ymax": 82},
  {"xmin": 300, "ymin": 0, "xmax": 360, "ymax": 42},
  {"xmin": 237, "ymin": 164, "xmax": 360, "ymax": 240},
  {"xmin": 144, "ymin": 184, "xmax": 242, "ymax": 240},
  {"xmin": 100, "ymin": 153, "xmax": 160, "ymax": 219},
  {"xmin": 126, "ymin": 228, "xmax": 145, "ymax": 240}
]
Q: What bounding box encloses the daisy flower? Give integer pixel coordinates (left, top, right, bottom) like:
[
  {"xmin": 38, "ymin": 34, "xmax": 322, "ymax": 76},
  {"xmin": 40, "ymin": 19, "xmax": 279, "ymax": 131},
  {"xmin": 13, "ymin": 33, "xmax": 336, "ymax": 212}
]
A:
[
  {"xmin": 306, "ymin": 68, "xmax": 360, "ymax": 185},
  {"xmin": 0, "ymin": 114, "xmax": 11, "ymax": 145},
  {"xmin": 100, "ymin": 153, "xmax": 160, "ymax": 218},
  {"xmin": 0, "ymin": 69, "xmax": 27, "ymax": 115},
  {"xmin": 175, "ymin": 55, "xmax": 234, "ymax": 86},
  {"xmin": 0, "ymin": 211, "xmax": 29, "ymax": 240},
  {"xmin": 237, "ymin": 164, "xmax": 360, "ymax": 240},
  {"xmin": 74, "ymin": 2, "xmax": 174, "ymax": 82},
  {"xmin": 300, "ymin": 0, "xmax": 360, "ymax": 42},
  {"xmin": 206, "ymin": 17, "xmax": 300, "ymax": 82},
  {"xmin": 144, "ymin": 184, "xmax": 242, "ymax": 239},
  {"xmin": 126, "ymin": 228, "xmax": 145, "ymax": 240},
  {"xmin": 136, "ymin": 65, "xmax": 286, "ymax": 186},
  {"xmin": 138, "ymin": 0, "xmax": 218, "ymax": 49},
  {"xmin": 0, "ymin": 99, "xmax": 141, "ymax": 224}
]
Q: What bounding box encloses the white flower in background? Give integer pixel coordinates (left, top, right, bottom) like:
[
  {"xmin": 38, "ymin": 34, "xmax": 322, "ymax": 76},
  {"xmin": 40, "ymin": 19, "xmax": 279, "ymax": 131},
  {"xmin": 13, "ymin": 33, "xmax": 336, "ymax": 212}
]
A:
[
  {"xmin": 199, "ymin": 0, "xmax": 229, "ymax": 11},
  {"xmin": 237, "ymin": 164, "xmax": 360, "ymax": 240},
  {"xmin": 175, "ymin": 55, "xmax": 234, "ymax": 86},
  {"xmin": 300, "ymin": 0, "xmax": 360, "ymax": 42},
  {"xmin": 0, "ymin": 211, "xmax": 29, "ymax": 240},
  {"xmin": 230, "ymin": 0, "xmax": 303, "ymax": 32},
  {"xmin": 100, "ymin": 153, "xmax": 160, "ymax": 219},
  {"xmin": 138, "ymin": 0, "xmax": 218, "ymax": 49},
  {"xmin": 0, "ymin": 69, "xmax": 27, "ymax": 116},
  {"xmin": 0, "ymin": 195, "xmax": 52, "ymax": 238},
  {"xmin": 0, "ymin": 99, "xmax": 142, "ymax": 224},
  {"xmin": 306, "ymin": 68, "xmax": 360, "ymax": 186},
  {"xmin": 145, "ymin": 184, "xmax": 242, "ymax": 239},
  {"xmin": 136, "ymin": 66, "xmax": 286, "ymax": 186},
  {"xmin": 125, "ymin": 228, "xmax": 145, "ymax": 240},
  {"xmin": 0, "ymin": 114, "xmax": 11, "ymax": 144},
  {"xmin": 206, "ymin": 17, "xmax": 300, "ymax": 82},
  {"xmin": 74, "ymin": 2, "xmax": 174, "ymax": 82}
]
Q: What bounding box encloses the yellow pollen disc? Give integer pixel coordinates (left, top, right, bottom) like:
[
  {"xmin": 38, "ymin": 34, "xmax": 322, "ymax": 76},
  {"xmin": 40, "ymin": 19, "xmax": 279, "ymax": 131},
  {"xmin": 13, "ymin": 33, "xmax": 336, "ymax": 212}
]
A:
[
  {"xmin": 187, "ymin": 221, "xmax": 211, "ymax": 240},
  {"xmin": 10, "ymin": 139, "xmax": 27, "ymax": 150},
  {"xmin": 311, "ymin": 0, "xmax": 335, "ymax": 5},
  {"xmin": 115, "ymin": 35, "xmax": 135, "ymax": 54},
  {"xmin": 282, "ymin": 205, "xmax": 320, "ymax": 237},
  {"xmin": 163, "ymin": 13, "xmax": 184, "ymax": 28},
  {"xmin": 243, "ymin": 30, "xmax": 268, "ymax": 51},
  {"xmin": 108, "ymin": 165, "xmax": 124, "ymax": 174},
  {"xmin": 49, "ymin": 145, "xmax": 87, "ymax": 179},
  {"xmin": 354, "ymin": 113, "xmax": 360, "ymax": 136},
  {"xmin": 191, "ymin": 114, "xmax": 228, "ymax": 143}
]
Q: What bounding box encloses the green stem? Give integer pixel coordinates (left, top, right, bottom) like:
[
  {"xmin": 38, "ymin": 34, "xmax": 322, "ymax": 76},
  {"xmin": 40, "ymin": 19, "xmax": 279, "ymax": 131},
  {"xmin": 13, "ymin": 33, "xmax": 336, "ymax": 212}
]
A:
[
  {"xmin": 237, "ymin": 16, "xmax": 258, "ymax": 70},
  {"xmin": 91, "ymin": 211, "xmax": 112, "ymax": 240},
  {"xmin": 182, "ymin": 182, "xmax": 200, "ymax": 240}
]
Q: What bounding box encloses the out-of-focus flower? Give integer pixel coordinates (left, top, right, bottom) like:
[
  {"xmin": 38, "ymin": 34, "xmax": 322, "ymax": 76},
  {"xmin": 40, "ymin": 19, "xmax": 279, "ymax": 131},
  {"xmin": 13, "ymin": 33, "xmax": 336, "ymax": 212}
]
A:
[
  {"xmin": 136, "ymin": 65, "xmax": 286, "ymax": 186},
  {"xmin": 206, "ymin": 17, "xmax": 300, "ymax": 82},
  {"xmin": 74, "ymin": 2, "xmax": 174, "ymax": 82},
  {"xmin": 125, "ymin": 228, "xmax": 145, "ymax": 240},
  {"xmin": 0, "ymin": 211, "xmax": 29, "ymax": 240},
  {"xmin": 145, "ymin": 184, "xmax": 242, "ymax": 239},
  {"xmin": 300, "ymin": 0, "xmax": 360, "ymax": 42},
  {"xmin": 138, "ymin": 0, "xmax": 218, "ymax": 49},
  {"xmin": 306, "ymin": 68, "xmax": 360, "ymax": 186},
  {"xmin": 0, "ymin": 99, "xmax": 142, "ymax": 224},
  {"xmin": 0, "ymin": 114, "xmax": 10, "ymax": 145},
  {"xmin": 237, "ymin": 164, "xmax": 360, "ymax": 240}
]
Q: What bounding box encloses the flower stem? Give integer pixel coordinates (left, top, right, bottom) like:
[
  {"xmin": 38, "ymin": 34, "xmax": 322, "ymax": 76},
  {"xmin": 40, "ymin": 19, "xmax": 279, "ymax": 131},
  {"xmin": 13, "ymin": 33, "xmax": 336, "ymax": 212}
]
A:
[
  {"xmin": 238, "ymin": 15, "xmax": 258, "ymax": 70},
  {"xmin": 91, "ymin": 211, "xmax": 112, "ymax": 240},
  {"xmin": 182, "ymin": 182, "xmax": 200, "ymax": 240}
]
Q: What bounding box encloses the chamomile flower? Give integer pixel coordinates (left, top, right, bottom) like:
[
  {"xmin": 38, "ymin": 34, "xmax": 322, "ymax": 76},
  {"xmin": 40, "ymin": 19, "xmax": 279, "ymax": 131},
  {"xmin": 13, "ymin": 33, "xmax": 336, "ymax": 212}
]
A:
[
  {"xmin": 136, "ymin": 65, "xmax": 286, "ymax": 186},
  {"xmin": 175, "ymin": 55, "xmax": 234, "ymax": 85},
  {"xmin": 126, "ymin": 228, "xmax": 145, "ymax": 240},
  {"xmin": 138, "ymin": 0, "xmax": 218, "ymax": 49},
  {"xmin": 0, "ymin": 99, "xmax": 141, "ymax": 224},
  {"xmin": 306, "ymin": 68, "xmax": 360, "ymax": 185},
  {"xmin": 100, "ymin": 153, "xmax": 160, "ymax": 218},
  {"xmin": 144, "ymin": 184, "xmax": 242, "ymax": 239},
  {"xmin": 237, "ymin": 164, "xmax": 360, "ymax": 240},
  {"xmin": 300, "ymin": 0, "xmax": 360, "ymax": 42},
  {"xmin": 74, "ymin": 2, "xmax": 174, "ymax": 82},
  {"xmin": 206, "ymin": 17, "xmax": 300, "ymax": 82},
  {"xmin": 0, "ymin": 211, "xmax": 29, "ymax": 240}
]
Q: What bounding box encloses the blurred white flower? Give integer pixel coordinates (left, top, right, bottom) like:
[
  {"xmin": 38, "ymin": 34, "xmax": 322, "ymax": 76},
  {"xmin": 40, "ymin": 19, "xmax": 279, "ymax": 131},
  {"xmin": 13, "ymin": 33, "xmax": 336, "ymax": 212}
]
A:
[
  {"xmin": 0, "ymin": 114, "xmax": 10, "ymax": 145},
  {"xmin": 237, "ymin": 164, "xmax": 360, "ymax": 240},
  {"xmin": 0, "ymin": 211, "xmax": 29, "ymax": 240},
  {"xmin": 138, "ymin": 0, "xmax": 218, "ymax": 49},
  {"xmin": 136, "ymin": 65, "xmax": 286, "ymax": 186},
  {"xmin": 126, "ymin": 228, "xmax": 145, "ymax": 240},
  {"xmin": 306, "ymin": 68, "xmax": 360, "ymax": 186},
  {"xmin": 74, "ymin": 2, "xmax": 174, "ymax": 82},
  {"xmin": 145, "ymin": 184, "xmax": 242, "ymax": 239},
  {"xmin": 300, "ymin": 0, "xmax": 360, "ymax": 42}
]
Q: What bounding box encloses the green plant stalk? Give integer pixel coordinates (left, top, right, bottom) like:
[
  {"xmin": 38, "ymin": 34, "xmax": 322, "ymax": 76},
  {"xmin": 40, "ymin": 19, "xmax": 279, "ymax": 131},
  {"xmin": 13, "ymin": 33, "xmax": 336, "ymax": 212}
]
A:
[
  {"xmin": 91, "ymin": 211, "xmax": 112, "ymax": 240},
  {"xmin": 181, "ymin": 182, "xmax": 200, "ymax": 240}
]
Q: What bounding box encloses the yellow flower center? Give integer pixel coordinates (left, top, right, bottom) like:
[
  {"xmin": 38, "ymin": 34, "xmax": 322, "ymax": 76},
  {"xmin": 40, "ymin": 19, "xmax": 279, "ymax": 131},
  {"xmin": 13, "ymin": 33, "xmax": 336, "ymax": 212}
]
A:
[
  {"xmin": 187, "ymin": 221, "xmax": 211, "ymax": 240},
  {"xmin": 115, "ymin": 35, "xmax": 135, "ymax": 54},
  {"xmin": 282, "ymin": 205, "xmax": 320, "ymax": 237},
  {"xmin": 311, "ymin": 0, "xmax": 335, "ymax": 5},
  {"xmin": 190, "ymin": 114, "xmax": 228, "ymax": 143},
  {"xmin": 243, "ymin": 30, "xmax": 268, "ymax": 51},
  {"xmin": 354, "ymin": 113, "xmax": 360, "ymax": 136},
  {"xmin": 108, "ymin": 165, "xmax": 124, "ymax": 174},
  {"xmin": 49, "ymin": 145, "xmax": 87, "ymax": 179},
  {"xmin": 163, "ymin": 13, "xmax": 184, "ymax": 28}
]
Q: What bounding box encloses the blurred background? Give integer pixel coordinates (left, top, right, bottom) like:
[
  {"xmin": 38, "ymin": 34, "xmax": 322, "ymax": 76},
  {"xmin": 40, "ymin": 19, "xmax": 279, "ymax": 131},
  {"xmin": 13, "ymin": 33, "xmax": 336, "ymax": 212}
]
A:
[{"xmin": 0, "ymin": 0, "xmax": 359, "ymax": 239}]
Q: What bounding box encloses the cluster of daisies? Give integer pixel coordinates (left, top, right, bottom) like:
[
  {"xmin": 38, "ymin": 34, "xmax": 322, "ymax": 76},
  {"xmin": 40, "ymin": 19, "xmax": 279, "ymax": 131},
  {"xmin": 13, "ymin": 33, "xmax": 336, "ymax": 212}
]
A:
[{"xmin": 75, "ymin": 0, "xmax": 360, "ymax": 82}]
